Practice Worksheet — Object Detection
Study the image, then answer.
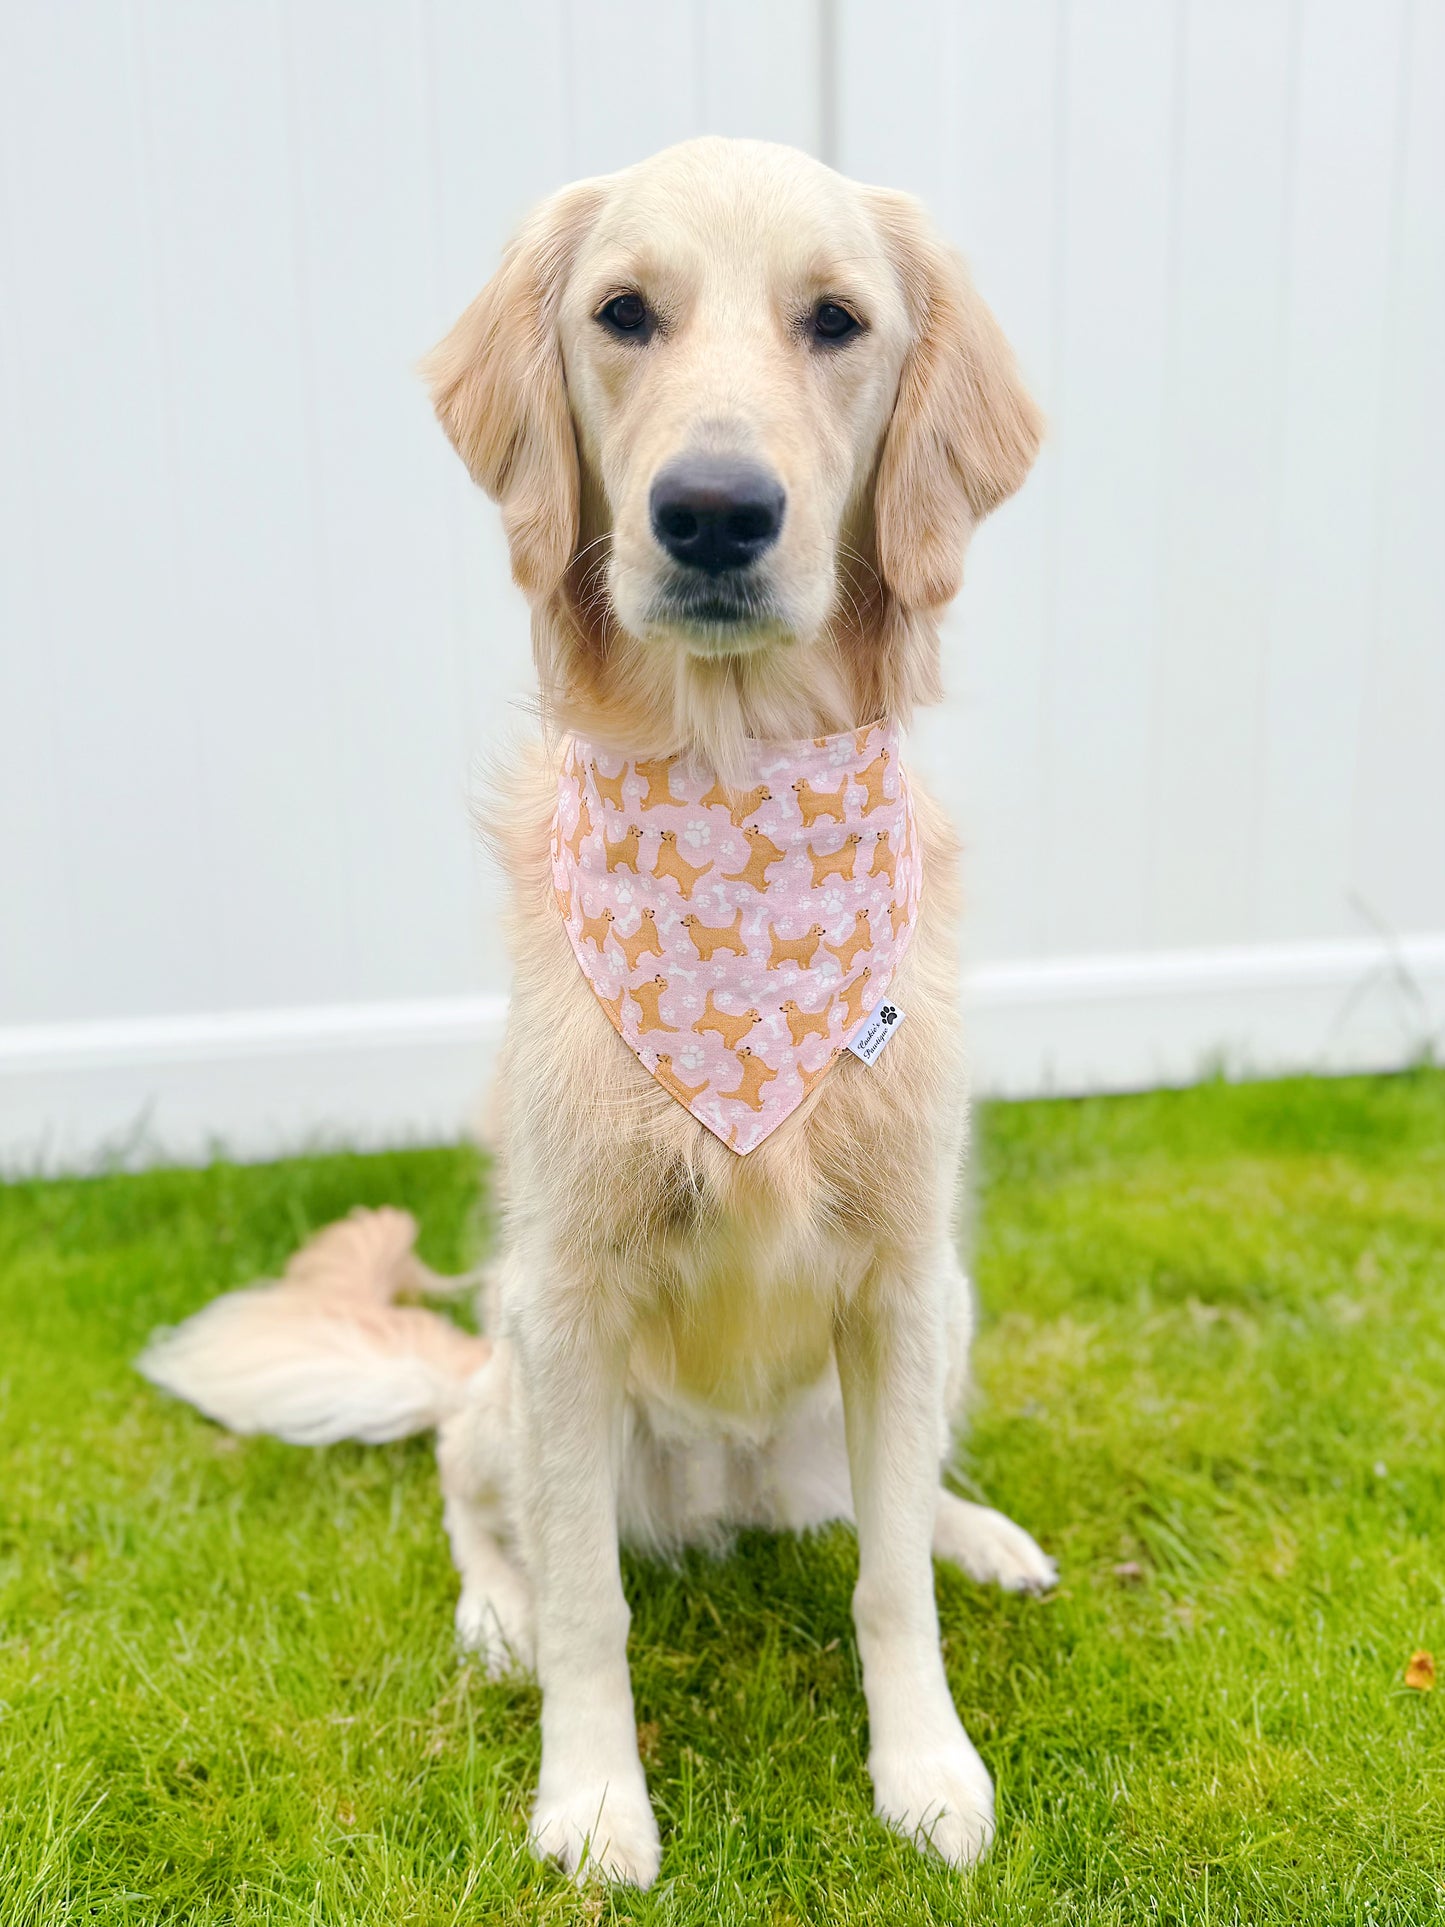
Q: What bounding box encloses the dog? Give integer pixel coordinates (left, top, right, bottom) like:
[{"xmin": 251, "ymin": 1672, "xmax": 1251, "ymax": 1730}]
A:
[{"xmin": 140, "ymin": 137, "xmax": 1051, "ymax": 1890}]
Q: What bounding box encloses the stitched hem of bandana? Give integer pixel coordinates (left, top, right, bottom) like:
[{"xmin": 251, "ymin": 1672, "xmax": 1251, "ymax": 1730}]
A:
[{"xmin": 549, "ymin": 718, "xmax": 922, "ymax": 1154}]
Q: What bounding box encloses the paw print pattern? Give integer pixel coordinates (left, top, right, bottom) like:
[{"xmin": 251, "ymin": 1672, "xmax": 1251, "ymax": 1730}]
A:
[{"xmin": 550, "ymin": 720, "xmax": 920, "ymax": 1153}]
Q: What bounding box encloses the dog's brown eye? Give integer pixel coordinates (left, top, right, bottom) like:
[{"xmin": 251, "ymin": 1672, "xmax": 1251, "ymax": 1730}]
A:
[
  {"xmin": 812, "ymin": 301, "xmax": 861, "ymax": 344},
  {"xmin": 598, "ymin": 292, "xmax": 651, "ymax": 337}
]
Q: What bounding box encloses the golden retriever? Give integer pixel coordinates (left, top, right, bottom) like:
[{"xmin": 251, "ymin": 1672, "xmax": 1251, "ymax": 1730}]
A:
[{"xmin": 142, "ymin": 136, "xmax": 1052, "ymax": 1890}]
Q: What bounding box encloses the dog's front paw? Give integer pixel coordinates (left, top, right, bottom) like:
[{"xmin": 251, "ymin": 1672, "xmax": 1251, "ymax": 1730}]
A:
[
  {"xmin": 871, "ymin": 1738, "xmax": 996, "ymax": 1868},
  {"xmin": 529, "ymin": 1775, "xmax": 661, "ymax": 1888}
]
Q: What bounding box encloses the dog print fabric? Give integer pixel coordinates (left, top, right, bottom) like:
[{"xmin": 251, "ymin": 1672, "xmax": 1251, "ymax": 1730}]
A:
[{"xmin": 551, "ymin": 720, "xmax": 920, "ymax": 1152}]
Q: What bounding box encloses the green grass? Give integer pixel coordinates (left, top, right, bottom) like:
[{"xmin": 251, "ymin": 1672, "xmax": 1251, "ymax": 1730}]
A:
[{"xmin": 2, "ymin": 1073, "xmax": 1443, "ymax": 1925}]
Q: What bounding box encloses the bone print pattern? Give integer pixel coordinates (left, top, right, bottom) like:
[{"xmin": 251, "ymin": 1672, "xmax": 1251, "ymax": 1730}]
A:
[{"xmin": 550, "ymin": 718, "xmax": 921, "ymax": 1153}]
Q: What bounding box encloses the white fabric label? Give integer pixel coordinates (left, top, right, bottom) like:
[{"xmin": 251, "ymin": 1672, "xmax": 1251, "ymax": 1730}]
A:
[{"xmin": 846, "ymin": 997, "xmax": 904, "ymax": 1066}]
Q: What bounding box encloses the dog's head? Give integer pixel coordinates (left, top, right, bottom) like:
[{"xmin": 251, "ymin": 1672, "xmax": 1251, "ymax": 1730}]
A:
[{"xmin": 424, "ymin": 139, "xmax": 1039, "ymax": 729}]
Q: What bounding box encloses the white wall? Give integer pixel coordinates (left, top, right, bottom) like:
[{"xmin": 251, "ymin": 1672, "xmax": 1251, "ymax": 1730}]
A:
[{"xmin": 2, "ymin": 1, "xmax": 1442, "ymax": 1170}]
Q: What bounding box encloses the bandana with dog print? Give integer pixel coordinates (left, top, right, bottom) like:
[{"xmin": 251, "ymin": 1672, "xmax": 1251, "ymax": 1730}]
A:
[{"xmin": 550, "ymin": 718, "xmax": 921, "ymax": 1153}]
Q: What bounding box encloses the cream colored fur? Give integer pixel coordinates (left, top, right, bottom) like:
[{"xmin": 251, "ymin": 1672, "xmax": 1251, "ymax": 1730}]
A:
[
  {"xmin": 139, "ymin": 1210, "xmax": 491, "ymax": 1444},
  {"xmin": 142, "ymin": 138, "xmax": 1052, "ymax": 1890}
]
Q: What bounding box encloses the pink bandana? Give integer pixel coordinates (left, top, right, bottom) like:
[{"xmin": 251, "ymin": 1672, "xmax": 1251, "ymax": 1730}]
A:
[{"xmin": 550, "ymin": 719, "xmax": 921, "ymax": 1153}]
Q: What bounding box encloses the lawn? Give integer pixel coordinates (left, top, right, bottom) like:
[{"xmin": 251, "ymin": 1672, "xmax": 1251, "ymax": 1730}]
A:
[{"xmin": 1, "ymin": 1072, "xmax": 1442, "ymax": 1925}]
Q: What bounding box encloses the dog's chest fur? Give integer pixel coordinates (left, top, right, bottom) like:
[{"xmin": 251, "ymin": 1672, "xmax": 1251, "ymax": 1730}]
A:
[{"xmin": 630, "ymin": 1211, "xmax": 858, "ymax": 1431}]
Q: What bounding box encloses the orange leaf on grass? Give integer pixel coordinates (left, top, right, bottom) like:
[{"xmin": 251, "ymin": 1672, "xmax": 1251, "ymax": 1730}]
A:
[{"xmin": 1404, "ymin": 1650, "xmax": 1435, "ymax": 1691}]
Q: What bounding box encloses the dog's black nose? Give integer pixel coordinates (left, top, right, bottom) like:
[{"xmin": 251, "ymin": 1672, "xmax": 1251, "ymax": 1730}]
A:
[{"xmin": 649, "ymin": 458, "xmax": 785, "ymax": 574}]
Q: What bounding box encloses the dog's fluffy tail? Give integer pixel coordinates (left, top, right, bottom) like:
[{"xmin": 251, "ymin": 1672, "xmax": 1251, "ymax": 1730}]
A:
[{"xmin": 138, "ymin": 1208, "xmax": 491, "ymax": 1446}]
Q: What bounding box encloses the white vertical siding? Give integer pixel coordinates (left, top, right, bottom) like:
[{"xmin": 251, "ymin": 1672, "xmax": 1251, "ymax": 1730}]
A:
[
  {"xmin": 1255, "ymin": 0, "xmax": 1410, "ymax": 943},
  {"xmin": 1037, "ymin": 0, "xmax": 1178, "ymax": 959},
  {"xmin": 1351, "ymin": 0, "xmax": 1445, "ymax": 934},
  {"xmin": 2, "ymin": 1, "xmax": 1441, "ymax": 1167},
  {"xmin": 1149, "ymin": 0, "xmax": 1297, "ymax": 952}
]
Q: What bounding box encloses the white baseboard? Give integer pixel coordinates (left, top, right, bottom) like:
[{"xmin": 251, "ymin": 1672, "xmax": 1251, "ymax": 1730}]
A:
[
  {"xmin": 3, "ymin": 936, "xmax": 1442, "ymax": 1175},
  {"xmin": 965, "ymin": 934, "xmax": 1445, "ymax": 1097},
  {"xmin": 0, "ymin": 996, "xmax": 509, "ymax": 1177}
]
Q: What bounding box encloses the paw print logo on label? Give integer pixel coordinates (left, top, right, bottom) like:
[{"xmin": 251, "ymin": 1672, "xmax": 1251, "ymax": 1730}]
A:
[{"xmin": 846, "ymin": 997, "xmax": 905, "ymax": 1068}]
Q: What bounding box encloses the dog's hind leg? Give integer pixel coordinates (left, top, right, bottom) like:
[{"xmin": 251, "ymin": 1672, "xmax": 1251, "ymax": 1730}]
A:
[
  {"xmin": 444, "ymin": 1489, "xmax": 535, "ymax": 1676},
  {"xmin": 758, "ymin": 1375, "xmax": 1056, "ymax": 1594},
  {"xmin": 930, "ymin": 1257, "xmax": 1056, "ymax": 1593},
  {"xmin": 436, "ymin": 1344, "xmax": 535, "ymax": 1676},
  {"xmin": 932, "ymin": 1491, "xmax": 1056, "ymax": 1595},
  {"xmin": 756, "ymin": 1373, "xmax": 855, "ymax": 1531}
]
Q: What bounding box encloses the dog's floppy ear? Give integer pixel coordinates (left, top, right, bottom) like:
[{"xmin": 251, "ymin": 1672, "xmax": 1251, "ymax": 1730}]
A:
[
  {"xmin": 869, "ymin": 190, "xmax": 1043, "ymax": 611},
  {"xmin": 421, "ymin": 182, "xmax": 602, "ymax": 601}
]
